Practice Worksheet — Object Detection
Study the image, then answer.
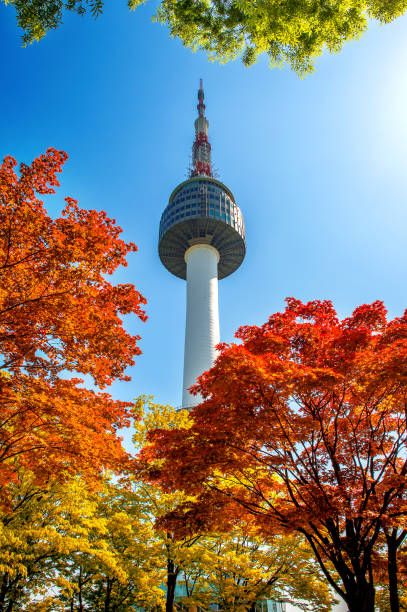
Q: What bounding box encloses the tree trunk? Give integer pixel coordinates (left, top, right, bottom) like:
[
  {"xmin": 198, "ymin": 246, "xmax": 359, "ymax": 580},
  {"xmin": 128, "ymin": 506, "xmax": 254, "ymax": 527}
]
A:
[
  {"xmin": 0, "ymin": 574, "xmax": 8, "ymax": 612},
  {"xmin": 386, "ymin": 531, "xmax": 400, "ymax": 612},
  {"xmin": 105, "ymin": 577, "xmax": 113, "ymax": 612},
  {"xmin": 78, "ymin": 565, "xmax": 84, "ymax": 612},
  {"xmin": 344, "ymin": 578, "xmax": 375, "ymax": 612},
  {"xmin": 0, "ymin": 574, "xmax": 16, "ymax": 612},
  {"xmin": 166, "ymin": 558, "xmax": 178, "ymax": 612},
  {"xmin": 313, "ymin": 524, "xmax": 376, "ymax": 612}
]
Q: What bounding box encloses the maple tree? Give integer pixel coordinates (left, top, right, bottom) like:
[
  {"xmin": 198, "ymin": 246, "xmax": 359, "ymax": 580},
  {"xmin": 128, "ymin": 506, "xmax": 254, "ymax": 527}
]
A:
[
  {"xmin": 0, "ymin": 148, "xmax": 146, "ymax": 502},
  {"xmin": 4, "ymin": 0, "xmax": 407, "ymax": 74},
  {"xmin": 0, "ymin": 423, "xmax": 332, "ymax": 611},
  {"xmin": 134, "ymin": 397, "xmax": 333, "ymax": 612},
  {"xmin": 141, "ymin": 299, "xmax": 407, "ymax": 612}
]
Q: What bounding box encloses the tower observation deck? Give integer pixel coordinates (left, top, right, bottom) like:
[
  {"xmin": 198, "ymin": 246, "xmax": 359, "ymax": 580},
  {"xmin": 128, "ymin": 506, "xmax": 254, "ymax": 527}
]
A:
[{"xmin": 159, "ymin": 81, "xmax": 246, "ymax": 407}]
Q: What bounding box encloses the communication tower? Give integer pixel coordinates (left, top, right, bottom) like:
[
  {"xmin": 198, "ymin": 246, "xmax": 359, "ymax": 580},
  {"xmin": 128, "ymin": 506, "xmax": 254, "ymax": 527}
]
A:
[{"xmin": 159, "ymin": 81, "xmax": 246, "ymax": 407}]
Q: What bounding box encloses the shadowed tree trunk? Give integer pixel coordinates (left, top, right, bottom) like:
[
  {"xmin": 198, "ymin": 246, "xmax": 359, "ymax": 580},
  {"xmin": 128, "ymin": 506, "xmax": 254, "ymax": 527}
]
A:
[
  {"xmin": 0, "ymin": 574, "xmax": 8, "ymax": 612},
  {"xmin": 166, "ymin": 558, "xmax": 179, "ymax": 612},
  {"xmin": 385, "ymin": 528, "xmax": 406, "ymax": 612},
  {"xmin": 105, "ymin": 577, "xmax": 113, "ymax": 612},
  {"xmin": 0, "ymin": 573, "xmax": 17, "ymax": 612}
]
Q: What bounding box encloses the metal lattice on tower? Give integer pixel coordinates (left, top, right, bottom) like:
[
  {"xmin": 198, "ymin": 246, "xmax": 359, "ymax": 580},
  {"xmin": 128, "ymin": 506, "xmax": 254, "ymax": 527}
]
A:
[
  {"xmin": 159, "ymin": 81, "xmax": 246, "ymax": 407},
  {"xmin": 191, "ymin": 79, "xmax": 212, "ymax": 177}
]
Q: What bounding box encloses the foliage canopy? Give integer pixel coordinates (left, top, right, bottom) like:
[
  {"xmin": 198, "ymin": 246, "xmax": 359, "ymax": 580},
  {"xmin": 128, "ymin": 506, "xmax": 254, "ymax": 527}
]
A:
[
  {"xmin": 141, "ymin": 299, "xmax": 407, "ymax": 612},
  {"xmin": 0, "ymin": 397, "xmax": 335, "ymax": 610},
  {"xmin": 4, "ymin": 0, "xmax": 407, "ymax": 73},
  {"xmin": 134, "ymin": 397, "xmax": 334, "ymax": 611},
  {"xmin": 0, "ymin": 149, "xmax": 146, "ymax": 501}
]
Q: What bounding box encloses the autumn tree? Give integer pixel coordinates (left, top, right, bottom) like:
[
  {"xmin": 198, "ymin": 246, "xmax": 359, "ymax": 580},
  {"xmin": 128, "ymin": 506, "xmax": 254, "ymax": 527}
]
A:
[
  {"xmin": 0, "ymin": 394, "xmax": 334, "ymax": 612},
  {"xmin": 141, "ymin": 299, "xmax": 407, "ymax": 612},
  {"xmin": 47, "ymin": 479, "xmax": 165, "ymax": 611},
  {"xmin": 0, "ymin": 149, "xmax": 146, "ymax": 504},
  {"xmin": 0, "ymin": 471, "xmax": 165, "ymax": 611},
  {"xmin": 133, "ymin": 397, "xmax": 204, "ymax": 612},
  {"xmin": 175, "ymin": 529, "xmax": 334, "ymax": 611},
  {"xmin": 134, "ymin": 397, "xmax": 333, "ymax": 612},
  {"xmin": 0, "ymin": 472, "xmax": 121, "ymax": 610},
  {"xmin": 4, "ymin": 0, "xmax": 407, "ymax": 74}
]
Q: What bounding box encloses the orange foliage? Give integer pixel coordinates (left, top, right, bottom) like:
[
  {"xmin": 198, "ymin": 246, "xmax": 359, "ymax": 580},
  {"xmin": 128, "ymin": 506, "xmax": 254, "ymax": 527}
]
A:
[
  {"xmin": 0, "ymin": 149, "xmax": 146, "ymax": 502},
  {"xmin": 142, "ymin": 299, "xmax": 406, "ymax": 612}
]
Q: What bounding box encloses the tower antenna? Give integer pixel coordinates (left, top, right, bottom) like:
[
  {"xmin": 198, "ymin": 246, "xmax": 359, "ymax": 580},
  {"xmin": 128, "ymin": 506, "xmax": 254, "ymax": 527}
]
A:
[{"xmin": 191, "ymin": 79, "xmax": 212, "ymax": 177}]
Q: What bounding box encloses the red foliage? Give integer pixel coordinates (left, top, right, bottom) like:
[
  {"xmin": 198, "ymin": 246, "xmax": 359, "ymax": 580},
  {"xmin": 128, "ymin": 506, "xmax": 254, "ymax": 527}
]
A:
[
  {"xmin": 141, "ymin": 299, "xmax": 407, "ymax": 612},
  {"xmin": 0, "ymin": 149, "xmax": 146, "ymax": 501}
]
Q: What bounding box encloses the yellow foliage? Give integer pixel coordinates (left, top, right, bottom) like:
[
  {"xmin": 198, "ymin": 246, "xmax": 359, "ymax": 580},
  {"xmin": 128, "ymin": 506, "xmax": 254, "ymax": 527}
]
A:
[{"xmin": 0, "ymin": 470, "xmax": 165, "ymax": 610}]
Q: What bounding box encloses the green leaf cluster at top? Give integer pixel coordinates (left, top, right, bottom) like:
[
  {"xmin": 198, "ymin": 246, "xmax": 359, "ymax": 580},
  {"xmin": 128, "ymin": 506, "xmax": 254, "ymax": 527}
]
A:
[{"xmin": 4, "ymin": 0, "xmax": 407, "ymax": 73}]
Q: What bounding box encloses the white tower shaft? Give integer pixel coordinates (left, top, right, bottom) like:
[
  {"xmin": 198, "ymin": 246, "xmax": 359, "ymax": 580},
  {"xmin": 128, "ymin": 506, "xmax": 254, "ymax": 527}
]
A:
[{"xmin": 182, "ymin": 244, "xmax": 220, "ymax": 407}]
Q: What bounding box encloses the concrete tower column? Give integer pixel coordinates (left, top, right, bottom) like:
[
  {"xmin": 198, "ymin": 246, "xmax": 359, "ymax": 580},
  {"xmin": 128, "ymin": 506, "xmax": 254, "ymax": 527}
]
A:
[{"xmin": 182, "ymin": 244, "xmax": 220, "ymax": 407}]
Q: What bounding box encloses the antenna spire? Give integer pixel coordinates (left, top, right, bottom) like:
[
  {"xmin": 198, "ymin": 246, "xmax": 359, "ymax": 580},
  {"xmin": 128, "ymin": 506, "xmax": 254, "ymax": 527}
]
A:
[{"xmin": 191, "ymin": 79, "xmax": 212, "ymax": 177}]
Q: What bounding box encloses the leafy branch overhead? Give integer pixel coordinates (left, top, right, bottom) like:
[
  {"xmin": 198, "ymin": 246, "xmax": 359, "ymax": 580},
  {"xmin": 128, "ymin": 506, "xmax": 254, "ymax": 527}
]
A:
[{"xmin": 5, "ymin": 0, "xmax": 407, "ymax": 73}]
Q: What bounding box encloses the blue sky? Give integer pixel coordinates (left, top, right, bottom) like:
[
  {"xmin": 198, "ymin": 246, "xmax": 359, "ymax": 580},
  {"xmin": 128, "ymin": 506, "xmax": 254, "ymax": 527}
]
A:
[{"xmin": 1, "ymin": 2, "xmax": 406, "ymax": 420}]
